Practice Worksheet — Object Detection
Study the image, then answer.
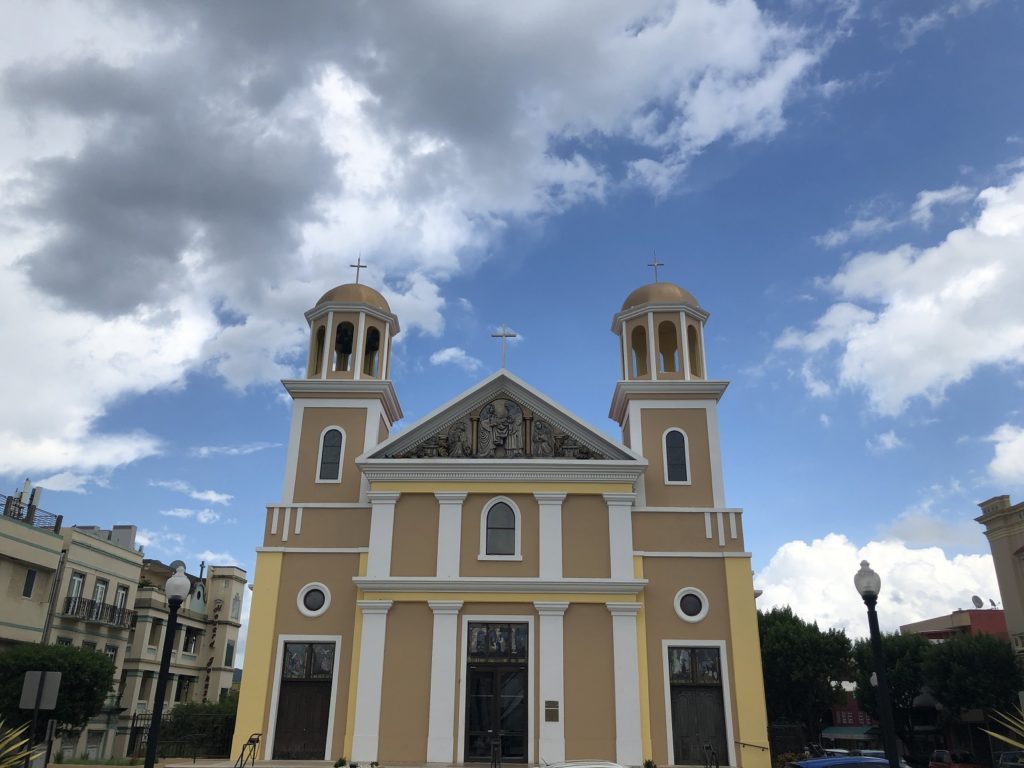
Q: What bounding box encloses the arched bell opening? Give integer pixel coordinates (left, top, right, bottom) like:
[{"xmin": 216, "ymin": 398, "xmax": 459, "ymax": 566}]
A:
[
  {"xmin": 687, "ymin": 324, "xmax": 703, "ymax": 378},
  {"xmin": 658, "ymin": 320, "xmax": 680, "ymax": 374},
  {"xmin": 631, "ymin": 325, "xmax": 649, "ymax": 378},
  {"xmin": 334, "ymin": 322, "xmax": 354, "ymax": 372},
  {"xmin": 363, "ymin": 326, "xmax": 381, "ymax": 377}
]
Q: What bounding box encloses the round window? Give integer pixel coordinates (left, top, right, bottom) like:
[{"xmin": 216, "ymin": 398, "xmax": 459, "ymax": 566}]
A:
[
  {"xmin": 673, "ymin": 587, "xmax": 709, "ymax": 623},
  {"xmin": 297, "ymin": 582, "xmax": 331, "ymax": 617}
]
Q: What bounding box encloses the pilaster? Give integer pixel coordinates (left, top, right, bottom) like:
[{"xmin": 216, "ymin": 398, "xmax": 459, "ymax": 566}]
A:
[
  {"xmin": 535, "ymin": 601, "xmax": 569, "ymax": 763},
  {"xmin": 535, "ymin": 493, "xmax": 566, "ymax": 579},
  {"xmin": 426, "ymin": 601, "xmax": 463, "ymax": 762},
  {"xmin": 351, "ymin": 600, "xmax": 393, "ymax": 761},
  {"xmin": 435, "ymin": 493, "xmax": 467, "ymax": 578},
  {"xmin": 366, "ymin": 492, "xmax": 400, "ymax": 578},
  {"xmin": 607, "ymin": 602, "xmax": 643, "ymax": 766},
  {"xmin": 604, "ymin": 492, "xmax": 636, "ymax": 579}
]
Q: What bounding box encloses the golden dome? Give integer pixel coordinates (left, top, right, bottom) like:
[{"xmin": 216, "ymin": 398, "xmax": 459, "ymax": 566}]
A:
[
  {"xmin": 316, "ymin": 283, "xmax": 391, "ymax": 313},
  {"xmin": 620, "ymin": 282, "xmax": 700, "ymax": 311}
]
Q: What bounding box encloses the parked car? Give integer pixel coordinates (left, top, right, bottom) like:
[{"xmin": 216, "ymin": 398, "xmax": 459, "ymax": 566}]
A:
[
  {"xmin": 787, "ymin": 756, "xmax": 890, "ymax": 768},
  {"xmin": 856, "ymin": 748, "xmax": 913, "ymax": 768},
  {"xmin": 928, "ymin": 750, "xmax": 983, "ymax": 768}
]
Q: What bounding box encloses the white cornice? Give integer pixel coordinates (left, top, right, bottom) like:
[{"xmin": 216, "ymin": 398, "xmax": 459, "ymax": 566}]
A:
[
  {"xmin": 281, "ymin": 378, "xmax": 403, "ymax": 422},
  {"xmin": 353, "ymin": 576, "xmax": 648, "ymax": 594},
  {"xmin": 611, "ymin": 301, "xmax": 710, "ymax": 331},
  {"xmin": 609, "ymin": 379, "xmax": 729, "ymax": 421},
  {"xmin": 358, "ymin": 458, "xmax": 645, "ymax": 484}
]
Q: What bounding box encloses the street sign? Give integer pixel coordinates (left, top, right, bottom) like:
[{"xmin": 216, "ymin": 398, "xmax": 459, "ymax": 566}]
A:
[{"xmin": 19, "ymin": 671, "xmax": 61, "ymax": 711}]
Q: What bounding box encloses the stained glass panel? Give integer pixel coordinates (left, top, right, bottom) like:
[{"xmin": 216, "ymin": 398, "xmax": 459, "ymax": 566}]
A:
[
  {"xmin": 283, "ymin": 643, "xmax": 309, "ymax": 679},
  {"xmin": 311, "ymin": 643, "xmax": 335, "ymax": 679}
]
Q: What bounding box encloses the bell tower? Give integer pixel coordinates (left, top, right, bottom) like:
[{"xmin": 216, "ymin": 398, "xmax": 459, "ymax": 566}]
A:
[
  {"xmin": 281, "ymin": 282, "xmax": 403, "ymax": 505},
  {"xmin": 609, "ymin": 281, "xmax": 726, "ymax": 509}
]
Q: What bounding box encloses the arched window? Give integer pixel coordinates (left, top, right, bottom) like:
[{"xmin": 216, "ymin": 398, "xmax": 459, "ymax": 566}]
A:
[
  {"xmin": 317, "ymin": 427, "xmax": 344, "ymax": 482},
  {"xmin": 631, "ymin": 325, "xmax": 648, "ymax": 377},
  {"xmin": 363, "ymin": 326, "xmax": 381, "ymax": 376},
  {"xmin": 334, "ymin": 322, "xmax": 354, "ymax": 372},
  {"xmin": 687, "ymin": 325, "xmax": 702, "ymax": 378},
  {"xmin": 479, "ymin": 498, "xmax": 521, "ymax": 560},
  {"xmin": 658, "ymin": 321, "xmax": 679, "ymax": 373},
  {"xmin": 664, "ymin": 429, "xmax": 690, "ymax": 484},
  {"xmin": 311, "ymin": 325, "xmax": 325, "ymax": 377}
]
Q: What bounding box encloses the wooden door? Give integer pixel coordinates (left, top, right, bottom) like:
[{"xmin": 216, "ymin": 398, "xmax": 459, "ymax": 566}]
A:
[
  {"xmin": 668, "ymin": 646, "xmax": 728, "ymax": 766},
  {"xmin": 272, "ymin": 641, "xmax": 335, "ymax": 760}
]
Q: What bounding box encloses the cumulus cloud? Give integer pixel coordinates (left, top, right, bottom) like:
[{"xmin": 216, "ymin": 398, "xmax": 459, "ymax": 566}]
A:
[
  {"xmin": 194, "ymin": 549, "xmax": 241, "ymax": 567},
  {"xmin": 755, "ymin": 533, "xmax": 1000, "ymax": 635},
  {"xmin": 136, "ymin": 528, "xmax": 187, "ymax": 557},
  {"xmin": 0, "ymin": 0, "xmax": 828, "ymax": 477},
  {"xmin": 35, "ymin": 471, "xmax": 91, "ymax": 493},
  {"xmin": 910, "ymin": 185, "xmax": 974, "ymax": 226},
  {"xmin": 150, "ymin": 479, "xmax": 233, "ymax": 505},
  {"xmin": 779, "ymin": 171, "xmax": 1024, "ymax": 415},
  {"xmin": 867, "ymin": 430, "xmax": 904, "ymax": 453},
  {"xmin": 430, "ymin": 346, "xmax": 483, "ymax": 373},
  {"xmin": 987, "ymin": 424, "xmax": 1024, "ymax": 485},
  {"xmin": 816, "ymin": 216, "xmax": 899, "ymax": 249},
  {"xmin": 158, "ymin": 507, "xmax": 221, "ymax": 524}
]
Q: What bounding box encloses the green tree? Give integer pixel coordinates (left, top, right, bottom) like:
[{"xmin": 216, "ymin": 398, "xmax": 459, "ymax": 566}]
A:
[
  {"xmin": 922, "ymin": 633, "xmax": 1022, "ymax": 717},
  {"xmin": 759, "ymin": 606, "xmax": 852, "ymax": 738},
  {"xmin": 0, "ymin": 644, "xmax": 115, "ymax": 734},
  {"xmin": 853, "ymin": 632, "xmax": 928, "ymax": 748}
]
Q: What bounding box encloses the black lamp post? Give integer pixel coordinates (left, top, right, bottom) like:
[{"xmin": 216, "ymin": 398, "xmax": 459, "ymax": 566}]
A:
[
  {"xmin": 144, "ymin": 563, "xmax": 191, "ymax": 768},
  {"xmin": 854, "ymin": 560, "xmax": 901, "ymax": 768}
]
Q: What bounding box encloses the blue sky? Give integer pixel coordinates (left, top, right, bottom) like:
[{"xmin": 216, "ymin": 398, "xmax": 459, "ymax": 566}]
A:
[{"xmin": 1, "ymin": 1, "xmax": 1022, "ymax": 649}]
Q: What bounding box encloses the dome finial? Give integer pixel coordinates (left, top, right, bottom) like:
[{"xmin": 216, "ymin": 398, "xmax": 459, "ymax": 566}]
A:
[
  {"xmin": 647, "ymin": 251, "xmax": 664, "ymax": 282},
  {"xmin": 350, "ymin": 254, "xmax": 367, "ymax": 284}
]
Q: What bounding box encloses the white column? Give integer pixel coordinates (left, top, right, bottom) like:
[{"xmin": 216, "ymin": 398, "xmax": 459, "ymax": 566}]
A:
[
  {"xmin": 353, "ymin": 311, "xmax": 366, "ymax": 380},
  {"xmin": 367, "ymin": 492, "xmax": 400, "ymax": 578},
  {"xmin": 607, "ymin": 602, "xmax": 643, "ymax": 766},
  {"xmin": 535, "ymin": 493, "xmax": 566, "ymax": 579},
  {"xmin": 426, "ymin": 601, "xmax": 463, "ymax": 762},
  {"xmin": 604, "ymin": 492, "xmax": 636, "ymax": 580},
  {"xmin": 351, "ymin": 600, "xmax": 393, "ymax": 761},
  {"xmin": 321, "ymin": 310, "xmax": 333, "ymax": 379},
  {"xmin": 435, "ymin": 492, "xmax": 467, "ymax": 578},
  {"xmin": 647, "ymin": 311, "xmax": 658, "ymax": 381},
  {"xmin": 535, "ymin": 601, "xmax": 569, "ymax": 763}
]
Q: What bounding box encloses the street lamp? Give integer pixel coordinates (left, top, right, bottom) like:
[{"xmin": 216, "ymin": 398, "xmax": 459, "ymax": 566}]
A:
[
  {"xmin": 854, "ymin": 560, "xmax": 901, "ymax": 768},
  {"xmin": 144, "ymin": 563, "xmax": 191, "ymax": 768}
]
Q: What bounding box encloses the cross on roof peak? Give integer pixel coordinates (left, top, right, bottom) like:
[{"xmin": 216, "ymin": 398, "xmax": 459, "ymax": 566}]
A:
[{"xmin": 491, "ymin": 323, "xmax": 517, "ymax": 368}]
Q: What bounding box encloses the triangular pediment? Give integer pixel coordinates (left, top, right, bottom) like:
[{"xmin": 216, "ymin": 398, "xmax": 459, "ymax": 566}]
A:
[{"xmin": 365, "ymin": 370, "xmax": 639, "ymax": 462}]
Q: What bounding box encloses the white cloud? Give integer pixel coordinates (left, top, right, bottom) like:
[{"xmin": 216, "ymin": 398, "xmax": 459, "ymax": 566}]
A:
[
  {"xmin": 819, "ymin": 413, "xmax": 831, "ymax": 428},
  {"xmin": 150, "ymin": 479, "xmax": 233, "ymax": 506},
  {"xmin": 196, "ymin": 508, "xmax": 220, "ymax": 524},
  {"xmin": 35, "ymin": 471, "xmax": 90, "ymax": 493},
  {"xmin": 910, "ymin": 185, "xmax": 974, "ymax": 226},
  {"xmin": 159, "ymin": 508, "xmax": 195, "ymax": 519},
  {"xmin": 899, "ymin": 0, "xmax": 994, "ymax": 47},
  {"xmin": 158, "ymin": 506, "xmax": 221, "ymax": 524},
  {"xmin": 755, "ymin": 533, "xmax": 1000, "ymax": 635},
  {"xmin": 987, "ymin": 424, "xmax": 1024, "ymax": 485},
  {"xmin": 429, "ymin": 346, "xmax": 483, "ymax": 373},
  {"xmin": 867, "ymin": 430, "xmax": 904, "ymax": 453},
  {"xmin": 779, "ymin": 171, "xmax": 1024, "ymax": 415},
  {"xmin": 136, "ymin": 528, "xmax": 187, "ymax": 557},
  {"xmin": 190, "ymin": 442, "xmax": 280, "ymax": 458},
  {"xmin": 815, "ymin": 216, "xmax": 898, "ymax": 249},
  {"xmin": 194, "ymin": 549, "xmax": 241, "ymax": 567}
]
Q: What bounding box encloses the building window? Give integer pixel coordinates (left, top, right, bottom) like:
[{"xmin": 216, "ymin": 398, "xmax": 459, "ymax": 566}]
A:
[
  {"xmin": 23, "ymin": 569, "xmax": 37, "ymax": 598},
  {"xmin": 479, "ymin": 498, "xmax": 521, "ymax": 560},
  {"xmin": 664, "ymin": 428, "xmax": 691, "ymax": 484},
  {"xmin": 297, "ymin": 582, "xmax": 331, "ymax": 618},
  {"xmin": 69, "ymin": 572, "xmax": 85, "ymax": 599},
  {"xmin": 674, "ymin": 587, "xmax": 710, "ymax": 623},
  {"xmin": 224, "ymin": 640, "xmax": 235, "ymax": 668},
  {"xmin": 92, "ymin": 578, "xmax": 108, "ymax": 604},
  {"xmin": 82, "ymin": 641, "xmax": 97, "ymax": 651},
  {"xmin": 316, "ymin": 427, "xmax": 344, "ymax": 482},
  {"xmin": 184, "ymin": 628, "xmax": 200, "ymax": 654},
  {"xmin": 334, "ymin": 321, "xmax": 354, "ymax": 372},
  {"xmin": 56, "ymin": 637, "xmax": 73, "ymax": 647},
  {"xmin": 230, "ymin": 594, "xmax": 242, "ymax": 621},
  {"xmin": 114, "ymin": 585, "xmax": 129, "ymax": 610},
  {"xmin": 104, "ymin": 645, "xmax": 118, "ymax": 662}
]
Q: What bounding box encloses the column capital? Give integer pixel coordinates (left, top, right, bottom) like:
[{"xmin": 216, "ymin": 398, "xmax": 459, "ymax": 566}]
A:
[
  {"xmin": 367, "ymin": 491, "xmax": 401, "ymax": 504},
  {"xmin": 603, "ymin": 492, "xmax": 636, "ymax": 506},
  {"xmin": 533, "ymin": 492, "xmax": 567, "ymax": 504},
  {"xmin": 357, "ymin": 600, "xmax": 393, "ymax": 615},
  {"xmin": 534, "ymin": 601, "xmax": 570, "ymax": 616},
  {"xmin": 434, "ymin": 492, "xmax": 468, "ymax": 503},
  {"xmin": 428, "ymin": 600, "xmax": 464, "ymax": 615},
  {"xmin": 606, "ymin": 601, "xmax": 642, "ymax": 616}
]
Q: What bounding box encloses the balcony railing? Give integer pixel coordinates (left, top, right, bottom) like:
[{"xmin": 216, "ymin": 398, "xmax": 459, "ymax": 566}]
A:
[
  {"xmin": 63, "ymin": 596, "xmax": 136, "ymax": 628},
  {"xmin": 2, "ymin": 493, "xmax": 62, "ymax": 533}
]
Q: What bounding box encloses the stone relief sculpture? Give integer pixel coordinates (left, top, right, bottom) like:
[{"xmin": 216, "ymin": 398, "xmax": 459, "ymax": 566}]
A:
[
  {"xmin": 533, "ymin": 420, "xmax": 554, "ymax": 457},
  {"xmin": 446, "ymin": 421, "xmax": 472, "ymax": 457},
  {"xmin": 477, "ymin": 399, "xmax": 524, "ymax": 458}
]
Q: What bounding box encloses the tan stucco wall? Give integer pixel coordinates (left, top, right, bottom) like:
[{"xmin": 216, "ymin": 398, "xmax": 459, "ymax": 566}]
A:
[
  {"xmin": 640, "ymin": 408, "xmax": 714, "ymax": 508},
  {"xmin": 292, "ymin": 407, "xmax": 367, "ymax": 504},
  {"xmin": 564, "ymin": 603, "xmax": 616, "ymax": 759},
  {"xmin": 634, "ymin": 510, "xmax": 744, "ymax": 553},
  {"xmin": 270, "ymin": 551, "xmax": 362, "ymax": 758},
  {"xmin": 642, "ymin": 556, "xmax": 736, "ymax": 766},
  {"xmin": 460, "ymin": 495, "xmax": 539, "ymax": 577},
  {"xmin": 264, "ymin": 507, "xmax": 372, "ymax": 549},
  {"xmin": 378, "ymin": 601, "xmax": 433, "ymax": 762},
  {"xmin": 391, "ymin": 495, "xmax": 439, "ymax": 577},
  {"xmin": 561, "ymin": 495, "xmax": 610, "ymax": 578}
]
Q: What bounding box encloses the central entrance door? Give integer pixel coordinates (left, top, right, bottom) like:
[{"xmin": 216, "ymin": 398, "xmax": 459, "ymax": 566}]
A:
[
  {"xmin": 668, "ymin": 646, "xmax": 728, "ymax": 766},
  {"xmin": 273, "ymin": 641, "xmax": 335, "ymax": 760},
  {"xmin": 464, "ymin": 622, "xmax": 529, "ymax": 762}
]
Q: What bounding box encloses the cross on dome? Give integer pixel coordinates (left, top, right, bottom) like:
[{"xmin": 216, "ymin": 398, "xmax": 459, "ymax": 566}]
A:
[
  {"xmin": 648, "ymin": 253, "xmax": 664, "ymax": 282},
  {"xmin": 350, "ymin": 255, "xmax": 367, "ymax": 284}
]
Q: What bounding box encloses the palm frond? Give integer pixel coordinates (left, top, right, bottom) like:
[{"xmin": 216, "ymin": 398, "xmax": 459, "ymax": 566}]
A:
[
  {"xmin": 0, "ymin": 720, "xmax": 43, "ymax": 768},
  {"xmin": 984, "ymin": 706, "xmax": 1024, "ymax": 751}
]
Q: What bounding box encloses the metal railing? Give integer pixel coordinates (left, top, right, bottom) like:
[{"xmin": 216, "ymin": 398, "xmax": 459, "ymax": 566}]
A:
[
  {"xmin": 62, "ymin": 596, "xmax": 137, "ymax": 628},
  {"xmin": 1, "ymin": 493, "xmax": 62, "ymax": 533}
]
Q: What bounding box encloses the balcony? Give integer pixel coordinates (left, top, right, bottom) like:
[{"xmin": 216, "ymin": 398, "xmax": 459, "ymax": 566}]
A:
[
  {"xmin": 2, "ymin": 493, "xmax": 62, "ymax": 533},
  {"xmin": 62, "ymin": 596, "xmax": 136, "ymax": 628}
]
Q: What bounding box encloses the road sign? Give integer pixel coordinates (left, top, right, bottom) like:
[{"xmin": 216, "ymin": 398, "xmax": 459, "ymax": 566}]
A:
[{"xmin": 19, "ymin": 671, "xmax": 61, "ymax": 711}]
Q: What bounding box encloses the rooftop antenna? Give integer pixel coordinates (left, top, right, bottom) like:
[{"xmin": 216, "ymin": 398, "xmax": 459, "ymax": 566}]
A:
[
  {"xmin": 350, "ymin": 255, "xmax": 367, "ymax": 284},
  {"xmin": 971, "ymin": 595, "xmax": 983, "ymax": 609},
  {"xmin": 648, "ymin": 251, "xmax": 664, "ymax": 282},
  {"xmin": 491, "ymin": 324, "xmax": 517, "ymax": 369}
]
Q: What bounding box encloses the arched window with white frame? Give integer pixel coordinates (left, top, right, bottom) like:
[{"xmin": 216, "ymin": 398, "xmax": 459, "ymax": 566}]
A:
[
  {"xmin": 479, "ymin": 497, "xmax": 522, "ymax": 560},
  {"xmin": 663, "ymin": 428, "xmax": 691, "ymax": 485},
  {"xmin": 316, "ymin": 427, "xmax": 345, "ymax": 483}
]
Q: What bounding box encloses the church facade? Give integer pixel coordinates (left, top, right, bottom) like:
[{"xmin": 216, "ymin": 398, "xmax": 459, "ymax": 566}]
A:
[{"xmin": 232, "ymin": 280, "xmax": 770, "ymax": 767}]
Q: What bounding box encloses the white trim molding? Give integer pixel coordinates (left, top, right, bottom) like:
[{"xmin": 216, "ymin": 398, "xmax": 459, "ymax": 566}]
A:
[
  {"xmin": 661, "ymin": 639, "xmax": 736, "ymax": 767},
  {"xmin": 351, "ymin": 601, "xmax": 392, "ymax": 762},
  {"xmin": 296, "ymin": 582, "xmax": 332, "ymax": 618},
  {"xmin": 606, "ymin": 602, "xmax": 643, "ymax": 765},
  {"xmin": 479, "ymin": 496, "xmax": 523, "ymax": 561},
  {"xmin": 673, "ymin": 586, "xmax": 709, "ymax": 623},
  {"xmin": 353, "ymin": 576, "xmax": 647, "ymax": 594},
  {"xmin": 435, "ymin": 492, "xmax": 468, "ymax": 578},
  {"xmin": 426, "ymin": 601, "xmax": 463, "ymax": 763},
  {"xmin": 535, "ymin": 493, "xmax": 566, "ymax": 578},
  {"xmin": 265, "ymin": 633, "xmax": 343, "ymax": 761},
  {"xmin": 535, "ymin": 601, "xmax": 569, "ymax": 763},
  {"xmin": 661, "ymin": 427, "xmax": 693, "ymax": 486},
  {"xmin": 314, "ymin": 425, "xmax": 346, "ymax": 484}
]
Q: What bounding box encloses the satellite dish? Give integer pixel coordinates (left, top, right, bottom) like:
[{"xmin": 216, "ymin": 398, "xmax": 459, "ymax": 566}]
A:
[{"xmin": 972, "ymin": 595, "xmax": 983, "ymax": 608}]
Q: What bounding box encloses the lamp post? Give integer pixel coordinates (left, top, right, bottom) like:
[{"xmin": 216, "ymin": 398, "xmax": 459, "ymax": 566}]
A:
[
  {"xmin": 144, "ymin": 563, "xmax": 191, "ymax": 768},
  {"xmin": 854, "ymin": 560, "xmax": 901, "ymax": 768}
]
